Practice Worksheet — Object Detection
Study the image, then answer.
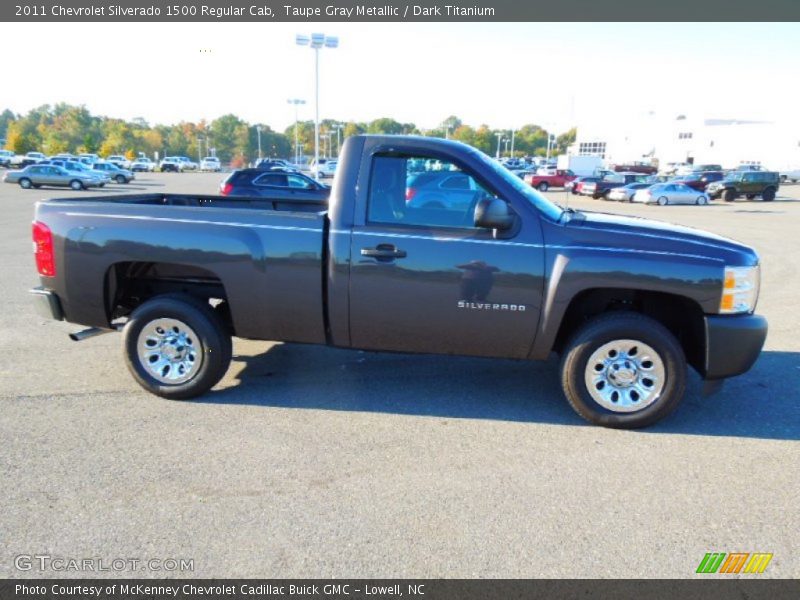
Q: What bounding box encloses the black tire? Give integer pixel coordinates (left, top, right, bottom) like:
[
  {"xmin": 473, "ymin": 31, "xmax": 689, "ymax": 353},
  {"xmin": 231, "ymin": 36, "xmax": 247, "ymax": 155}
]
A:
[
  {"xmin": 657, "ymin": 196, "xmax": 668, "ymax": 206},
  {"xmin": 602, "ymin": 190, "xmax": 611, "ymax": 201},
  {"xmin": 19, "ymin": 178, "xmax": 32, "ymax": 189},
  {"xmin": 115, "ymin": 174, "xmax": 126, "ymax": 184},
  {"xmin": 559, "ymin": 312, "xmax": 687, "ymax": 429},
  {"xmin": 70, "ymin": 179, "xmax": 84, "ymax": 191},
  {"xmin": 723, "ymin": 189, "xmax": 736, "ymax": 202},
  {"xmin": 746, "ymin": 194, "xmax": 756, "ymax": 200},
  {"xmin": 537, "ymin": 182, "xmax": 549, "ymax": 192},
  {"xmin": 123, "ymin": 294, "xmax": 232, "ymax": 400},
  {"xmin": 762, "ymin": 187, "xmax": 776, "ymax": 202}
]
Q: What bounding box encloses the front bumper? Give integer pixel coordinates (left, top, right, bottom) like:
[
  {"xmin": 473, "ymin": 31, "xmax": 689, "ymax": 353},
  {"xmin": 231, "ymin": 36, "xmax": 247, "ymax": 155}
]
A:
[
  {"xmin": 30, "ymin": 287, "xmax": 64, "ymax": 321},
  {"xmin": 704, "ymin": 313, "xmax": 767, "ymax": 380}
]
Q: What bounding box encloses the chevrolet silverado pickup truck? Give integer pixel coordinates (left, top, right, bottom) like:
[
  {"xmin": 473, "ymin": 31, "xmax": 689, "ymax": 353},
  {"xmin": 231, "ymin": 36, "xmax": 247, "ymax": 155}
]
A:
[{"xmin": 30, "ymin": 135, "xmax": 768, "ymax": 429}]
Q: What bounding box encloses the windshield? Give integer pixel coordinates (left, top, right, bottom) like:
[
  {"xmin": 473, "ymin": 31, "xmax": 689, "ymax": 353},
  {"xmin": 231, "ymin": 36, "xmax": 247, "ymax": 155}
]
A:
[{"xmin": 473, "ymin": 151, "xmax": 563, "ymax": 221}]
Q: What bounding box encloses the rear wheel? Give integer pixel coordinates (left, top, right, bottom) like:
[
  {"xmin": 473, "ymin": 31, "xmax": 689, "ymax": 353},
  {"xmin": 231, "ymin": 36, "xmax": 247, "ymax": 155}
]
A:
[
  {"xmin": 723, "ymin": 189, "xmax": 736, "ymax": 202},
  {"xmin": 560, "ymin": 312, "xmax": 687, "ymax": 429},
  {"xmin": 746, "ymin": 194, "xmax": 756, "ymax": 200},
  {"xmin": 19, "ymin": 178, "xmax": 32, "ymax": 189},
  {"xmin": 696, "ymin": 196, "xmax": 708, "ymax": 205},
  {"xmin": 537, "ymin": 182, "xmax": 549, "ymax": 192},
  {"xmin": 657, "ymin": 196, "xmax": 668, "ymax": 206},
  {"xmin": 762, "ymin": 187, "xmax": 776, "ymax": 202},
  {"xmin": 123, "ymin": 295, "xmax": 232, "ymax": 400},
  {"xmin": 115, "ymin": 174, "xmax": 126, "ymax": 184}
]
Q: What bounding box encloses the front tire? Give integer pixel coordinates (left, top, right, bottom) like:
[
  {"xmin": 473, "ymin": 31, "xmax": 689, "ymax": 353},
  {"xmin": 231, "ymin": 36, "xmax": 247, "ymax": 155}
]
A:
[
  {"xmin": 657, "ymin": 196, "xmax": 668, "ymax": 206},
  {"xmin": 115, "ymin": 174, "xmax": 126, "ymax": 184},
  {"xmin": 123, "ymin": 295, "xmax": 232, "ymax": 400},
  {"xmin": 19, "ymin": 178, "xmax": 32, "ymax": 189},
  {"xmin": 723, "ymin": 189, "xmax": 736, "ymax": 202},
  {"xmin": 560, "ymin": 312, "xmax": 687, "ymax": 429},
  {"xmin": 762, "ymin": 187, "xmax": 776, "ymax": 201},
  {"xmin": 537, "ymin": 182, "xmax": 549, "ymax": 192}
]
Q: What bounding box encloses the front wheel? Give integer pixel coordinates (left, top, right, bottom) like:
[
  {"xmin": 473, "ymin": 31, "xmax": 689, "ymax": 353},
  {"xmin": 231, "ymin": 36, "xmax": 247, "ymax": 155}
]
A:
[
  {"xmin": 559, "ymin": 313, "xmax": 687, "ymax": 428},
  {"xmin": 537, "ymin": 182, "xmax": 549, "ymax": 192},
  {"xmin": 115, "ymin": 174, "xmax": 126, "ymax": 184},
  {"xmin": 70, "ymin": 179, "xmax": 84, "ymax": 190},
  {"xmin": 762, "ymin": 187, "xmax": 776, "ymax": 202},
  {"xmin": 657, "ymin": 196, "xmax": 668, "ymax": 206},
  {"xmin": 19, "ymin": 178, "xmax": 32, "ymax": 189},
  {"xmin": 696, "ymin": 196, "xmax": 708, "ymax": 205},
  {"xmin": 123, "ymin": 295, "xmax": 232, "ymax": 400}
]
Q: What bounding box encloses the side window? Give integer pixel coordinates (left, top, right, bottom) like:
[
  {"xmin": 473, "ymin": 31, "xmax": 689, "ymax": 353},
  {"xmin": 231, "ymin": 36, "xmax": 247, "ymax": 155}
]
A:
[
  {"xmin": 742, "ymin": 173, "xmax": 754, "ymax": 182},
  {"xmin": 367, "ymin": 154, "xmax": 493, "ymax": 229},
  {"xmin": 29, "ymin": 167, "xmax": 42, "ymax": 174},
  {"xmin": 287, "ymin": 174, "xmax": 313, "ymax": 189},
  {"xmin": 255, "ymin": 173, "xmax": 288, "ymax": 187}
]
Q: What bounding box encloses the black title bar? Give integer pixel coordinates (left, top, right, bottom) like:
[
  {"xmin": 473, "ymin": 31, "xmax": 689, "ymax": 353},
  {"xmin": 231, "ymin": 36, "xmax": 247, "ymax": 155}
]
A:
[{"xmin": 3, "ymin": 0, "xmax": 800, "ymax": 21}]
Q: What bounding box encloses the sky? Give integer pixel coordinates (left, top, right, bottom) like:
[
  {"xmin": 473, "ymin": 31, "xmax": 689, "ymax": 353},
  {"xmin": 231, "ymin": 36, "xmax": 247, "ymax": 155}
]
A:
[{"xmin": 1, "ymin": 22, "xmax": 798, "ymax": 134}]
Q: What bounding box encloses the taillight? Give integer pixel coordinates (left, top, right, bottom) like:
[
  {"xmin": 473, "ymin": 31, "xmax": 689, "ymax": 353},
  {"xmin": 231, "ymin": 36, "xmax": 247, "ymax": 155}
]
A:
[
  {"xmin": 32, "ymin": 221, "xmax": 55, "ymax": 277},
  {"xmin": 220, "ymin": 182, "xmax": 233, "ymax": 196},
  {"xmin": 405, "ymin": 187, "xmax": 417, "ymax": 202}
]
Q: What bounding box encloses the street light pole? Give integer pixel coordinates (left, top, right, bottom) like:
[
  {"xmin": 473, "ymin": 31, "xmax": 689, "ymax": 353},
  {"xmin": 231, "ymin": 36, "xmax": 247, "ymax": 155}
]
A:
[
  {"xmin": 334, "ymin": 123, "xmax": 344, "ymax": 156},
  {"xmin": 287, "ymin": 98, "xmax": 306, "ymax": 165},
  {"xmin": 510, "ymin": 129, "xmax": 516, "ymax": 158},
  {"xmin": 296, "ymin": 33, "xmax": 338, "ymax": 174},
  {"xmin": 495, "ymin": 132, "xmax": 503, "ymax": 159},
  {"xmin": 256, "ymin": 125, "xmax": 262, "ymax": 160}
]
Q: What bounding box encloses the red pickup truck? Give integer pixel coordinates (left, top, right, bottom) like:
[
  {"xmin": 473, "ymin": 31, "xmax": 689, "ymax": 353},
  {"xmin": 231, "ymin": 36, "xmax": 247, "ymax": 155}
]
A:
[{"xmin": 523, "ymin": 169, "xmax": 577, "ymax": 192}]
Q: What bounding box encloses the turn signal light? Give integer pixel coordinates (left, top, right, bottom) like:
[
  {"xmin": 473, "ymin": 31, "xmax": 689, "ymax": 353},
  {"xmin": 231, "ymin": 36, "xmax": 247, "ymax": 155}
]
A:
[{"xmin": 32, "ymin": 221, "xmax": 56, "ymax": 277}]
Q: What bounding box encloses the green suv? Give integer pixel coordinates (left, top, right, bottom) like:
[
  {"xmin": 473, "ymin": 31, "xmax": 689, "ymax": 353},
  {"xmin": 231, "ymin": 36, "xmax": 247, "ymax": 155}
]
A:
[{"xmin": 706, "ymin": 171, "xmax": 780, "ymax": 202}]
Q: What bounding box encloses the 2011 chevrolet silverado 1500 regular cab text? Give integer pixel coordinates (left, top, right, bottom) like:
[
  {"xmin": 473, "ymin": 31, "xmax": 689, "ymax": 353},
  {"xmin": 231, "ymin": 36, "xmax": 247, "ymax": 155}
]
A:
[{"xmin": 30, "ymin": 136, "xmax": 768, "ymax": 428}]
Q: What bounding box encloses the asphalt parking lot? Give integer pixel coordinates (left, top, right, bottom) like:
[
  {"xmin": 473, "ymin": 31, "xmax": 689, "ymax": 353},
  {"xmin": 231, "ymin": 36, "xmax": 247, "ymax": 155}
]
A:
[{"xmin": 1, "ymin": 172, "xmax": 798, "ymax": 578}]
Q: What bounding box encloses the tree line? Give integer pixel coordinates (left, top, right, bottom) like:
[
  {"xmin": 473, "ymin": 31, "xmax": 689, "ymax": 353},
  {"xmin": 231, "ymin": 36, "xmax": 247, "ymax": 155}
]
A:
[{"xmin": 0, "ymin": 105, "xmax": 576, "ymax": 166}]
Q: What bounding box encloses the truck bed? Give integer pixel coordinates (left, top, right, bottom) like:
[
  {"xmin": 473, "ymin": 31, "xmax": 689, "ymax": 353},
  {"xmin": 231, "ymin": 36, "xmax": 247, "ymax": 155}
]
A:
[
  {"xmin": 35, "ymin": 192, "xmax": 329, "ymax": 344},
  {"xmin": 41, "ymin": 192, "xmax": 327, "ymax": 213}
]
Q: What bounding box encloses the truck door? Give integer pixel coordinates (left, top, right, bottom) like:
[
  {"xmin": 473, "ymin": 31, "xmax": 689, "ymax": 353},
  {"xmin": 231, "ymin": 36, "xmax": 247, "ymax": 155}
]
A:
[{"xmin": 347, "ymin": 152, "xmax": 545, "ymax": 359}]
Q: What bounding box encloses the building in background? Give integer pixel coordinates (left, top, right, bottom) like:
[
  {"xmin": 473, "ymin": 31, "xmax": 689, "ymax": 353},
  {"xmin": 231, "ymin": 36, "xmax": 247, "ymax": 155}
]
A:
[{"xmin": 572, "ymin": 113, "xmax": 800, "ymax": 171}]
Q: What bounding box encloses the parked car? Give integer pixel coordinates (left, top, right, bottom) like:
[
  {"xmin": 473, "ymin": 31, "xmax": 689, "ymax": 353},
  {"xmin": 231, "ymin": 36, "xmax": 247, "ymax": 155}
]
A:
[
  {"xmin": 706, "ymin": 171, "xmax": 780, "ymax": 202},
  {"xmin": 610, "ymin": 163, "xmax": 657, "ymax": 175},
  {"xmin": 92, "ymin": 161, "xmax": 135, "ymax": 184},
  {"xmin": 10, "ymin": 151, "xmax": 47, "ymax": 168},
  {"xmin": 3, "ymin": 164, "xmax": 102, "ymax": 190},
  {"xmin": 177, "ymin": 156, "xmax": 198, "ymax": 171},
  {"xmin": 0, "ymin": 149, "xmax": 14, "ymax": 168},
  {"xmin": 106, "ymin": 155, "xmax": 132, "ymax": 169},
  {"xmin": 200, "ymin": 156, "xmax": 221, "ymax": 172},
  {"xmin": 219, "ymin": 168, "xmax": 330, "ymax": 201},
  {"xmin": 29, "ymin": 135, "xmax": 767, "ymax": 430},
  {"xmin": 581, "ymin": 173, "xmax": 645, "ymax": 199},
  {"xmin": 130, "ymin": 157, "xmax": 156, "ymax": 172},
  {"xmin": 524, "ymin": 169, "xmax": 576, "ymax": 192},
  {"xmin": 255, "ymin": 158, "xmax": 295, "ymax": 170},
  {"xmin": 672, "ymin": 171, "xmax": 725, "ymax": 191},
  {"xmin": 41, "ymin": 159, "xmax": 110, "ymax": 186},
  {"xmin": 779, "ymin": 168, "xmax": 800, "ymax": 183},
  {"xmin": 404, "ymin": 170, "xmax": 489, "ymax": 212},
  {"xmin": 691, "ymin": 164, "xmax": 723, "ymax": 173},
  {"xmin": 632, "ymin": 183, "xmax": 710, "ymax": 205},
  {"xmin": 317, "ymin": 160, "xmax": 338, "ymax": 179},
  {"xmin": 607, "ymin": 182, "xmax": 654, "ymax": 202},
  {"xmin": 159, "ymin": 157, "xmax": 184, "ymax": 172},
  {"xmin": 566, "ymin": 176, "xmax": 601, "ymax": 195}
]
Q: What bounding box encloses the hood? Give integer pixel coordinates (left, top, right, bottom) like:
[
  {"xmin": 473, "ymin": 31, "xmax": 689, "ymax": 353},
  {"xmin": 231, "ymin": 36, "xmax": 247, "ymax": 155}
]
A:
[{"xmin": 560, "ymin": 210, "xmax": 759, "ymax": 267}]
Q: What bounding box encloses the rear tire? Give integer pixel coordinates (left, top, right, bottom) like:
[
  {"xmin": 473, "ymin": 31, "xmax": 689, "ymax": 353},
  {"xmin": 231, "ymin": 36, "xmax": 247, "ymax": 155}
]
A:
[
  {"xmin": 19, "ymin": 178, "xmax": 32, "ymax": 189},
  {"xmin": 559, "ymin": 312, "xmax": 687, "ymax": 429},
  {"xmin": 537, "ymin": 182, "xmax": 549, "ymax": 192},
  {"xmin": 723, "ymin": 189, "xmax": 736, "ymax": 202},
  {"xmin": 762, "ymin": 187, "xmax": 776, "ymax": 202},
  {"xmin": 70, "ymin": 179, "xmax": 84, "ymax": 191},
  {"xmin": 123, "ymin": 294, "xmax": 232, "ymax": 400}
]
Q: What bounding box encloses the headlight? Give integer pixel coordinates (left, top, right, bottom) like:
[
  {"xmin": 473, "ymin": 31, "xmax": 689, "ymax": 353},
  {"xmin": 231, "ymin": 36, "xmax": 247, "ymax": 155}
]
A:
[{"xmin": 720, "ymin": 265, "xmax": 760, "ymax": 314}]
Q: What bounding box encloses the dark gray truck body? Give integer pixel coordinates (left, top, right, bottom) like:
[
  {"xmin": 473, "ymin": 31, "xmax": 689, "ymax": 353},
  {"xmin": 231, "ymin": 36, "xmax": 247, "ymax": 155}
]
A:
[{"xmin": 31, "ymin": 136, "xmax": 767, "ymax": 425}]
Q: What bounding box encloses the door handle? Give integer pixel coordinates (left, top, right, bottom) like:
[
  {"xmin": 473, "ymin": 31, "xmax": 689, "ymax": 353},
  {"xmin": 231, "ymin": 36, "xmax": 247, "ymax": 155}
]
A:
[{"xmin": 360, "ymin": 244, "xmax": 407, "ymax": 260}]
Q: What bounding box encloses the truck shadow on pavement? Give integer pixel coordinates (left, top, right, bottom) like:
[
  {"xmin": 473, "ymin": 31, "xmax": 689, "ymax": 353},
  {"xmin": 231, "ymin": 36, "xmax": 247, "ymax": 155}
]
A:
[{"xmin": 203, "ymin": 345, "xmax": 800, "ymax": 441}]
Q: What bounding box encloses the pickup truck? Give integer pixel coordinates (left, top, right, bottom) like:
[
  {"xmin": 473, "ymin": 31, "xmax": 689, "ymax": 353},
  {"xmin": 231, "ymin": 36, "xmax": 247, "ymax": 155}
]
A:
[
  {"xmin": 30, "ymin": 135, "xmax": 768, "ymax": 429},
  {"xmin": 523, "ymin": 169, "xmax": 577, "ymax": 192},
  {"xmin": 581, "ymin": 172, "xmax": 647, "ymax": 200}
]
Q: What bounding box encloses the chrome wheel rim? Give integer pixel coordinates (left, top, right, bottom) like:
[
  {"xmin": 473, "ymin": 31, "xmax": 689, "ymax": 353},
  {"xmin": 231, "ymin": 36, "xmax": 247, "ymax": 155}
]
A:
[
  {"xmin": 136, "ymin": 318, "xmax": 202, "ymax": 384},
  {"xmin": 584, "ymin": 339, "xmax": 665, "ymax": 413}
]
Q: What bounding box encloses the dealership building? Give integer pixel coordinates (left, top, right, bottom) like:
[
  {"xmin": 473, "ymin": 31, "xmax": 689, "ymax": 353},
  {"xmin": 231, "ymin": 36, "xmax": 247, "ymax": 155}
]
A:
[{"xmin": 571, "ymin": 113, "xmax": 800, "ymax": 171}]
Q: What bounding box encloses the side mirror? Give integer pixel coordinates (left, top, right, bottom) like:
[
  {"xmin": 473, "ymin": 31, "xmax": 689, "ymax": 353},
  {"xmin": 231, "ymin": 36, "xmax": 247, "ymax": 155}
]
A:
[{"xmin": 474, "ymin": 197, "xmax": 515, "ymax": 231}]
